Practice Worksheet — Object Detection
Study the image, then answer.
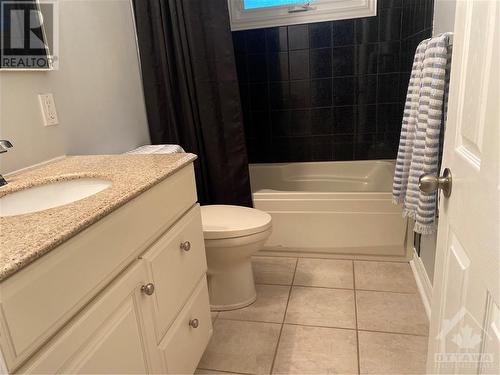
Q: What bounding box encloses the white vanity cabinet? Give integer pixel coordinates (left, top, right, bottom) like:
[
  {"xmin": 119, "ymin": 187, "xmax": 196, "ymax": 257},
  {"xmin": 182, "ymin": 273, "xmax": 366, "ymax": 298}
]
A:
[{"xmin": 0, "ymin": 163, "xmax": 212, "ymax": 374}]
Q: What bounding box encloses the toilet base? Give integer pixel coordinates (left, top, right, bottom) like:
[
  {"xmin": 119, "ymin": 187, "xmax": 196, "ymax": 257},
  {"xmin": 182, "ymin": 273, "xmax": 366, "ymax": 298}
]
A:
[{"xmin": 207, "ymin": 258, "xmax": 257, "ymax": 312}]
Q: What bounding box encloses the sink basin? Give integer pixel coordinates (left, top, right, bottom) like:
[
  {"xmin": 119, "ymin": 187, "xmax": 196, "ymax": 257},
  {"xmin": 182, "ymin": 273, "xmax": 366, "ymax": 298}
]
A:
[{"xmin": 0, "ymin": 178, "xmax": 112, "ymax": 217}]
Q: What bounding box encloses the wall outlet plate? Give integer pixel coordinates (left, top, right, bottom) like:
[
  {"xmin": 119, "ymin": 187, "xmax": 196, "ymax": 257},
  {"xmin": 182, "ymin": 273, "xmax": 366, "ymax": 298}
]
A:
[{"xmin": 38, "ymin": 93, "xmax": 59, "ymax": 126}]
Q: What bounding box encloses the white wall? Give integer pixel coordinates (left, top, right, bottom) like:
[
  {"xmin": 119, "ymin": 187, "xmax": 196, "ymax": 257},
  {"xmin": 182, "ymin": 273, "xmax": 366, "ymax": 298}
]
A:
[
  {"xmin": 433, "ymin": 0, "xmax": 457, "ymax": 36},
  {"xmin": 416, "ymin": 0, "xmax": 457, "ymax": 284},
  {"xmin": 0, "ymin": 0, "xmax": 150, "ymax": 174}
]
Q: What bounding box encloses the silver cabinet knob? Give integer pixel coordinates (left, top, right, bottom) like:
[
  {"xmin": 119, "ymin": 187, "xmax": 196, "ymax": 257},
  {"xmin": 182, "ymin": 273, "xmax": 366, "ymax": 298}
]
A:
[
  {"xmin": 141, "ymin": 283, "xmax": 155, "ymax": 296},
  {"xmin": 180, "ymin": 241, "xmax": 191, "ymax": 252},
  {"xmin": 419, "ymin": 168, "xmax": 452, "ymax": 198},
  {"xmin": 189, "ymin": 318, "xmax": 199, "ymax": 328}
]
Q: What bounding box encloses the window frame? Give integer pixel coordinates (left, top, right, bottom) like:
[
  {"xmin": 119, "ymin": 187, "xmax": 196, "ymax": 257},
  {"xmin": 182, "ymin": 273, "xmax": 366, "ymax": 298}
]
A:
[{"xmin": 228, "ymin": 0, "xmax": 377, "ymax": 31}]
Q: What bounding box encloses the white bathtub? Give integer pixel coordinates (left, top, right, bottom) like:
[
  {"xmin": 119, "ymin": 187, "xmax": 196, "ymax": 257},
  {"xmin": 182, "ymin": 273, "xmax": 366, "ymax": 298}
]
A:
[{"xmin": 249, "ymin": 160, "xmax": 407, "ymax": 258}]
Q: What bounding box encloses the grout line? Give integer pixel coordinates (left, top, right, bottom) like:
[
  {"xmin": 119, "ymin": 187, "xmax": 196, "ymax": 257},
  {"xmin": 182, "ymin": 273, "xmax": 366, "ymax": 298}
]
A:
[
  {"xmin": 213, "ymin": 318, "xmax": 429, "ymax": 339},
  {"xmin": 357, "ymin": 328, "xmax": 429, "ymax": 338},
  {"xmin": 216, "ymin": 316, "xmax": 283, "ymax": 325},
  {"xmin": 257, "ymin": 282, "xmax": 418, "ymax": 295},
  {"xmin": 255, "ymin": 255, "xmax": 412, "ymax": 264},
  {"xmin": 196, "ymin": 367, "xmax": 251, "ymax": 375},
  {"xmin": 282, "ymin": 321, "xmax": 356, "ymax": 332},
  {"xmin": 269, "ymin": 258, "xmax": 298, "ymax": 374},
  {"xmin": 353, "ymin": 260, "xmax": 361, "ymax": 375}
]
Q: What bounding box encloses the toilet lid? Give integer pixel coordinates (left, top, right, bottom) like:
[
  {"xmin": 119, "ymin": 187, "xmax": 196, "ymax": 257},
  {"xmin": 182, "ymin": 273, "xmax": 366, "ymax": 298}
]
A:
[{"xmin": 200, "ymin": 205, "xmax": 272, "ymax": 240}]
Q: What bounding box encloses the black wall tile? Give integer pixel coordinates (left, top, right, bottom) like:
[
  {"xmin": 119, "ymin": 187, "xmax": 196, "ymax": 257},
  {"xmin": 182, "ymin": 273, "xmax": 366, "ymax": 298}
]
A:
[
  {"xmin": 356, "ymin": 75, "xmax": 377, "ymax": 105},
  {"xmin": 291, "ymin": 110, "xmax": 311, "ymax": 135},
  {"xmin": 288, "ymin": 24, "xmax": 309, "ymax": 50},
  {"xmin": 355, "ymin": 43, "xmax": 378, "ymax": 75},
  {"xmin": 379, "ymin": 8, "xmax": 402, "ymax": 42},
  {"xmin": 268, "ymin": 52, "xmax": 289, "ymax": 81},
  {"xmin": 378, "ymin": 41, "xmax": 401, "ymax": 73},
  {"xmin": 310, "ymin": 48, "xmax": 332, "ymax": 78},
  {"xmin": 270, "ymin": 81, "xmax": 290, "ymax": 110},
  {"xmin": 332, "ymin": 46, "xmax": 355, "ymax": 76},
  {"xmin": 246, "ymin": 29, "xmax": 267, "ymax": 53},
  {"xmin": 332, "ymin": 20, "xmax": 355, "ymax": 46},
  {"xmin": 357, "ymin": 105, "xmax": 378, "ymax": 133},
  {"xmin": 289, "ymin": 50, "xmax": 310, "ymax": 79},
  {"xmin": 290, "ymin": 80, "xmax": 311, "ymax": 107},
  {"xmin": 247, "ymin": 53, "xmax": 267, "ymax": 82},
  {"xmin": 355, "ymin": 17, "xmax": 379, "ymax": 44},
  {"xmin": 266, "ymin": 27, "xmax": 288, "ymax": 52},
  {"xmin": 271, "ymin": 110, "xmax": 292, "ymax": 136},
  {"xmin": 333, "ymin": 77, "xmax": 355, "ymax": 106},
  {"xmin": 311, "ymin": 108, "xmax": 333, "ymax": 135},
  {"xmin": 311, "ymin": 79, "xmax": 333, "ymax": 107},
  {"xmin": 377, "ymin": 73, "xmax": 400, "ymax": 103},
  {"xmin": 312, "ymin": 136, "xmax": 334, "ymax": 161},
  {"xmin": 233, "ymin": 0, "xmax": 433, "ymax": 163},
  {"xmin": 333, "ymin": 106, "xmax": 355, "ymax": 134},
  {"xmin": 249, "ymin": 83, "xmax": 269, "ymax": 110},
  {"xmin": 310, "ymin": 23, "xmax": 332, "ymax": 49}
]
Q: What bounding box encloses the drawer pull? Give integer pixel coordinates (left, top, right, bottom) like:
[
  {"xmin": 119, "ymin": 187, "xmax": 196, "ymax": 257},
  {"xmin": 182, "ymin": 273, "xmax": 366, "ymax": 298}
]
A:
[
  {"xmin": 189, "ymin": 318, "xmax": 199, "ymax": 328},
  {"xmin": 141, "ymin": 283, "xmax": 155, "ymax": 296},
  {"xmin": 180, "ymin": 241, "xmax": 191, "ymax": 252}
]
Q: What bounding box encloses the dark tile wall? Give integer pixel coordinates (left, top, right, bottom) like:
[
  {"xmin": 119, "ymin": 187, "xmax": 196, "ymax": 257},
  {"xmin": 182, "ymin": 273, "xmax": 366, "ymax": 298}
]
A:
[{"xmin": 234, "ymin": 0, "xmax": 434, "ymax": 163}]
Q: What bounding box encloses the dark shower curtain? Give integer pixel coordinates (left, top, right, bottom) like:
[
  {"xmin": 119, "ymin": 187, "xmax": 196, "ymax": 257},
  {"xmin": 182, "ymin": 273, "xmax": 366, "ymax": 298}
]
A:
[{"xmin": 132, "ymin": 0, "xmax": 253, "ymax": 207}]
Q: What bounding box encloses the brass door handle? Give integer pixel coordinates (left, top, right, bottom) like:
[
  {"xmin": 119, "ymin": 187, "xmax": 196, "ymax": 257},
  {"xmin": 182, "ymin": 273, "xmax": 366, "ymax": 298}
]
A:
[{"xmin": 419, "ymin": 168, "xmax": 452, "ymax": 198}]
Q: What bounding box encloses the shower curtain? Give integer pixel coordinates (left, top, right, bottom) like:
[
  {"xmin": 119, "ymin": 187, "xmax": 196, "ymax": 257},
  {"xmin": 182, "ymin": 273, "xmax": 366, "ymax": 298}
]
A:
[{"xmin": 132, "ymin": 0, "xmax": 253, "ymax": 207}]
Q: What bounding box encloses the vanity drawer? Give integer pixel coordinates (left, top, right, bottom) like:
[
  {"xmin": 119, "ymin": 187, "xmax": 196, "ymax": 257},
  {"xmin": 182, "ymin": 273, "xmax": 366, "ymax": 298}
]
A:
[
  {"xmin": 141, "ymin": 204, "xmax": 207, "ymax": 343},
  {"xmin": 159, "ymin": 277, "xmax": 212, "ymax": 374}
]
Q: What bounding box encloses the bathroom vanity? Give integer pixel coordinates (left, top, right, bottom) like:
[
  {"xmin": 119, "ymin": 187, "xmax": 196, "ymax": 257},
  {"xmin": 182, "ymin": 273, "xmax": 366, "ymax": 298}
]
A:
[{"xmin": 0, "ymin": 154, "xmax": 211, "ymax": 374}]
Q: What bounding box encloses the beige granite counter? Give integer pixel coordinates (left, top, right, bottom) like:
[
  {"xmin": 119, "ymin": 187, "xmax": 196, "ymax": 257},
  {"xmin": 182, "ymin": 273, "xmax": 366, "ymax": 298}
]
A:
[{"xmin": 0, "ymin": 153, "xmax": 197, "ymax": 281}]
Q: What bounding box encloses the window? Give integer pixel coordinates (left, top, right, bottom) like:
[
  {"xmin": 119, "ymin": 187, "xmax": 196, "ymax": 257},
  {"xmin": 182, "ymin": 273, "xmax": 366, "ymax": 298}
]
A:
[
  {"xmin": 228, "ymin": 0, "xmax": 377, "ymax": 31},
  {"xmin": 242, "ymin": 0, "xmax": 310, "ymax": 10}
]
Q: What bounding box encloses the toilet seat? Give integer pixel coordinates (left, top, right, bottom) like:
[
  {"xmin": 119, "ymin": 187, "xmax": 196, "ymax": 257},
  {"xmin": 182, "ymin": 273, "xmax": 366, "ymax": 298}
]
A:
[{"xmin": 200, "ymin": 205, "xmax": 272, "ymax": 240}]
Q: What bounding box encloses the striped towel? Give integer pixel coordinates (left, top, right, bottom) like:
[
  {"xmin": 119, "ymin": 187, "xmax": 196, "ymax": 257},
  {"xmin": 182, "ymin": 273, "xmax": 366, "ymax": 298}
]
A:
[
  {"xmin": 126, "ymin": 144, "xmax": 185, "ymax": 154},
  {"xmin": 392, "ymin": 33, "xmax": 453, "ymax": 235}
]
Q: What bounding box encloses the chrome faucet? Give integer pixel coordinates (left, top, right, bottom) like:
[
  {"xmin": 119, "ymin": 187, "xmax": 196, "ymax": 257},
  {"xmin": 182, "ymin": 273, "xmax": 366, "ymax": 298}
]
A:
[{"xmin": 0, "ymin": 140, "xmax": 13, "ymax": 187}]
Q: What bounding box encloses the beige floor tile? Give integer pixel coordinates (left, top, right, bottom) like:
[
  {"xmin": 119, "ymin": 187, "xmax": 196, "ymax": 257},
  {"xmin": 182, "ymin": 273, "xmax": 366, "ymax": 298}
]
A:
[
  {"xmin": 218, "ymin": 284, "xmax": 290, "ymax": 323},
  {"xmin": 356, "ymin": 290, "xmax": 429, "ymax": 335},
  {"xmin": 354, "ymin": 261, "xmax": 418, "ymax": 293},
  {"xmin": 358, "ymin": 330, "xmax": 428, "ymax": 374},
  {"xmin": 198, "ymin": 319, "xmax": 281, "ymax": 374},
  {"xmin": 285, "ymin": 286, "xmax": 356, "ymax": 329},
  {"xmin": 273, "ymin": 324, "xmax": 358, "ymax": 374},
  {"xmin": 252, "ymin": 256, "xmax": 297, "ymax": 285},
  {"xmin": 294, "ymin": 258, "xmax": 354, "ymax": 289}
]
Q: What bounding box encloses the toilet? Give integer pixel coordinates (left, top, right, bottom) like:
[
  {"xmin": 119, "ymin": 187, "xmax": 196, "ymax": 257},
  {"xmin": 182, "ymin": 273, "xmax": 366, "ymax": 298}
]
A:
[{"xmin": 201, "ymin": 205, "xmax": 272, "ymax": 311}]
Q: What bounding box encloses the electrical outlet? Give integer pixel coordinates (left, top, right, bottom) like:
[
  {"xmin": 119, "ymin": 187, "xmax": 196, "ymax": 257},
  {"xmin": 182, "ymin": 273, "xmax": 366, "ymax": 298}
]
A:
[{"xmin": 38, "ymin": 93, "xmax": 59, "ymax": 126}]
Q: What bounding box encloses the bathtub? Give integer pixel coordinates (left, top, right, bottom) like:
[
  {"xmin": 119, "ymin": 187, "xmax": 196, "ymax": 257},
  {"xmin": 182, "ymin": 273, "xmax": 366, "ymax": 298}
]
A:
[{"xmin": 249, "ymin": 160, "xmax": 407, "ymax": 258}]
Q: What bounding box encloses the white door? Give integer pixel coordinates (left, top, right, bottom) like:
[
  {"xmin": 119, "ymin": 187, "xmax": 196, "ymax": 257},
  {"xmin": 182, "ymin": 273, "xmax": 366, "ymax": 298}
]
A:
[{"xmin": 426, "ymin": 1, "xmax": 499, "ymax": 374}]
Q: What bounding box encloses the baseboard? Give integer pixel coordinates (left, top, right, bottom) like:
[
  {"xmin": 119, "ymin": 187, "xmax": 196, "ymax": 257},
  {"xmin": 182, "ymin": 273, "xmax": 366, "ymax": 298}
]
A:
[
  {"xmin": 257, "ymin": 249, "xmax": 410, "ymax": 262},
  {"xmin": 409, "ymin": 247, "xmax": 432, "ymax": 320}
]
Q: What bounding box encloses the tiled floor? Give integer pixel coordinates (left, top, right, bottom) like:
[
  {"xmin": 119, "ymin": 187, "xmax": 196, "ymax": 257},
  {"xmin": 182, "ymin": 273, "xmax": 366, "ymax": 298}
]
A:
[{"xmin": 197, "ymin": 256, "xmax": 429, "ymax": 375}]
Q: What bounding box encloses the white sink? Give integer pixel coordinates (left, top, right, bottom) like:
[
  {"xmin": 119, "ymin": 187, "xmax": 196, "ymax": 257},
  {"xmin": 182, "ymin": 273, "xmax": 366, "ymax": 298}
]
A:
[{"xmin": 0, "ymin": 178, "xmax": 112, "ymax": 217}]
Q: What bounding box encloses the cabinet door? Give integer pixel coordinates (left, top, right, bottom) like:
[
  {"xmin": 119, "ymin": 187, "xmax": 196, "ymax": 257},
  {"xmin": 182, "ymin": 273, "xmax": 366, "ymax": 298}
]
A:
[
  {"xmin": 20, "ymin": 261, "xmax": 163, "ymax": 374},
  {"xmin": 141, "ymin": 204, "xmax": 207, "ymax": 342}
]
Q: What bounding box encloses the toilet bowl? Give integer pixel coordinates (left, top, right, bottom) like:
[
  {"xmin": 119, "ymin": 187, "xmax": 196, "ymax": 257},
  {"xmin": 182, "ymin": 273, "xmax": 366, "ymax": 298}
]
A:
[{"xmin": 201, "ymin": 205, "xmax": 272, "ymax": 311}]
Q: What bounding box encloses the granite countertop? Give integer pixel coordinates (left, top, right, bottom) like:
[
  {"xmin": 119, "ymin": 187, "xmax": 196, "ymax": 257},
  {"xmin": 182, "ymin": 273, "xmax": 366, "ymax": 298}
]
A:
[{"xmin": 0, "ymin": 153, "xmax": 197, "ymax": 281}]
